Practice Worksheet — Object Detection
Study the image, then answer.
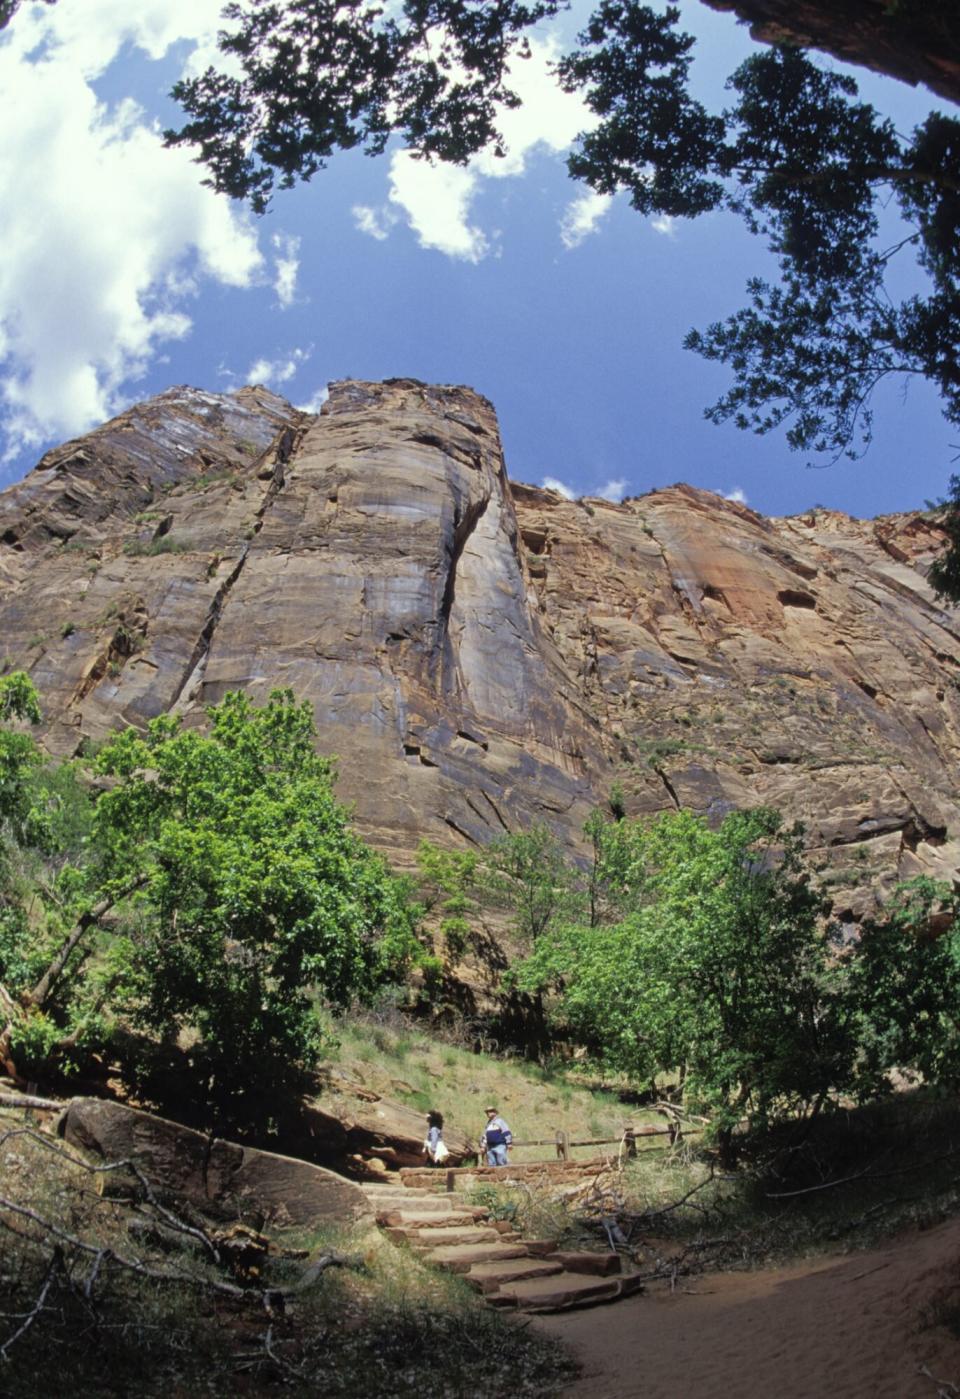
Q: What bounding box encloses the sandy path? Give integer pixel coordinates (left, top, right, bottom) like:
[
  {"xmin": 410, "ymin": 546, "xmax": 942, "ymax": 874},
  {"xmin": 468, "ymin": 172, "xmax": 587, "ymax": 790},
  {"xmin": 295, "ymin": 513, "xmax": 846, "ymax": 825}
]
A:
[{"xmin": 534, "ymin": 1219, "xmax": 960, "ymax": 1399}]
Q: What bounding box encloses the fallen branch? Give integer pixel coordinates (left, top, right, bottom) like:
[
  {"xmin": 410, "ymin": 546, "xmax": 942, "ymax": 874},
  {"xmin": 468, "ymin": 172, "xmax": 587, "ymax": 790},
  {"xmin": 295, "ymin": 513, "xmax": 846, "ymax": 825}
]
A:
[
  {"xmin": 0, "ymin": 1247, "xmax": 63, "ymax": 1361},
  {"xmin": 767, "ymin": 1144, "xmax": 960, "ymax": 1199},
  {"xmin": 0, "ymin": 1092, "xmax": 64, "ymax": 1112},
  {"xmin": 0, "ymin": 1126, "xmax": 222, "ymax": 1264}
]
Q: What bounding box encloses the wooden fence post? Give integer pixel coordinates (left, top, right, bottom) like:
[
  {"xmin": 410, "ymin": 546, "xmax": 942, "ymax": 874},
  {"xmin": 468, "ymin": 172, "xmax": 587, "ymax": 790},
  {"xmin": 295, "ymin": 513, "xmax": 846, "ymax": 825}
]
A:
[{"xmin": 555, "ymin": 1129, "xmax": 569, "ymax": 1162}]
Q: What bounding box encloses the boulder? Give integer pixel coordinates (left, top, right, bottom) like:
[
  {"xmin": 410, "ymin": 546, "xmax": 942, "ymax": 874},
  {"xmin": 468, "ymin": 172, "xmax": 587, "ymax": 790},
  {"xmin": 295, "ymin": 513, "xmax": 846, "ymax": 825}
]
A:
[
  {"xmin": 303, "ymin": 1081, "xmax": 474, "ymax": 1170},
  {"xmin": 59, "ymin": 1097, "xmax": 372, "ymax": 1229}
]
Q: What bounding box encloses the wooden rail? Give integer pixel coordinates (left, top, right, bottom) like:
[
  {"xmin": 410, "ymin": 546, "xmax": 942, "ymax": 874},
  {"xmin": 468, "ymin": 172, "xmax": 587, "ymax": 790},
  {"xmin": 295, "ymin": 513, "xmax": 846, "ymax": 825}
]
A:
[{"xmin": 509, "ymin": 1122, "xmax": 704, "ymax": 1162}]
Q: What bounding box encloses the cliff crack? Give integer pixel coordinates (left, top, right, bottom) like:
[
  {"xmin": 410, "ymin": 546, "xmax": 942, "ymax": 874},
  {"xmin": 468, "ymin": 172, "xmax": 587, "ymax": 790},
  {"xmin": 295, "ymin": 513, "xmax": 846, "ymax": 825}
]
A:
[
  {"xmin": 653, "ymin": 765, "xmax": 681, "ymax": 810},
  {"xmin": 170, "ymin": 420, "xmax": 305, "ymax": 709},
  {"xmin": 437, "ymin": 492, "xmax": 490, "ymax": 695}
]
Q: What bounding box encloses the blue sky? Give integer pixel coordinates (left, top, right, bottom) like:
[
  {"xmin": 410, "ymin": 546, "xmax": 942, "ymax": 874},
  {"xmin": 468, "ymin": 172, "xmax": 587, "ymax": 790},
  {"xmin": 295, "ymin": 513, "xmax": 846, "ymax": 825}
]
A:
[{"xmin": 0, "ymin": 0, "xmax": 955, "ymax": 519}]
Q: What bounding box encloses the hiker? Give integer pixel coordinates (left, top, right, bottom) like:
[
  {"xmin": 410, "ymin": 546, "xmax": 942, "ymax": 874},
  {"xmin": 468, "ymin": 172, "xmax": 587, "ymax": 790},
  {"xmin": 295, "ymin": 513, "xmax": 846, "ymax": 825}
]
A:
[
  {"xmin": 481, "ymin": 1105, "xmax": 512, "ymax": 1166},
  {"xmin": 423, "ymin": 1110, "xmax": 449, "ymax": 1165}
]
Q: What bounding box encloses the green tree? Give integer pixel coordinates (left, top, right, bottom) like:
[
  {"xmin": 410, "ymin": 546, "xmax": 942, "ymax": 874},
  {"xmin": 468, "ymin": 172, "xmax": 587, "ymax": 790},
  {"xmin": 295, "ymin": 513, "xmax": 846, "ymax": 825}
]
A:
[
  {"xmin": 846, "ymin": 876, "xmax": 960, "ymax": 1096},
  {"xmin": 482, "ymin": 823, "xmax": 580, "ymax": 945},
  {"xmin": 516, "ymin": 808, "xmax": 854, "ymax": 1156},
  {"xmin": 416, "ymin": 838, "xmax": 479, "ymax": 959},
  {"xmin": 0, "ymin": 671, "xmax": 42, "ymax": 835},
  {"xmin": 167, "ymin": 0, "xmax": 564, "ymax": 215},
  {"xmin": 85, "ymin": 689, "xmax": 421, "ymax": 1122}
]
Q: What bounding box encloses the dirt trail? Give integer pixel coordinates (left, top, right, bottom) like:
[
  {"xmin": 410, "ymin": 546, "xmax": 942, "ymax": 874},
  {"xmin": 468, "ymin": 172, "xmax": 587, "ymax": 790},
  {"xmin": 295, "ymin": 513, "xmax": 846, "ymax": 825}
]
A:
[{"xmin": 535, "ymin": 1219, "xmax": 960, "ymax": 1399}]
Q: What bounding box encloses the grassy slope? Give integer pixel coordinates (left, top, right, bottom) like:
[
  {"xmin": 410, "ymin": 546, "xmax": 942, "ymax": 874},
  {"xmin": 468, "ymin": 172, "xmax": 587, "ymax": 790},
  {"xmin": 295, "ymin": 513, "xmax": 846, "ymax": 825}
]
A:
[{"xmin": 330, "ymin": 1012, "xmax": 669, "ymax": 1160}]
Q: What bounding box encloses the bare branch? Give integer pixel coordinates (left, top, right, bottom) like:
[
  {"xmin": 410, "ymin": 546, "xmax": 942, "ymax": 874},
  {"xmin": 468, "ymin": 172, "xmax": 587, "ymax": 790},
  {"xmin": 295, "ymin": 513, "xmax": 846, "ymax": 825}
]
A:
[
  {"xmin": 0, "ymin": 1091, "xmax": 63, "ymax": 1111},
  {"xmin": 0, "ymin": 1247, "xmax": 63, "ymax": 1361}
]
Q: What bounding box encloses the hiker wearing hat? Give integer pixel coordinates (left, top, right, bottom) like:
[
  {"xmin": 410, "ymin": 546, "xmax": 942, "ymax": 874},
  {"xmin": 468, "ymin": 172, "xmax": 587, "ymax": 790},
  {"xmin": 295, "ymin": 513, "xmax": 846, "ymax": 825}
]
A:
[{"xmin": 481, "ymin": 1105, "xmax": 512, "ymax": 1166}]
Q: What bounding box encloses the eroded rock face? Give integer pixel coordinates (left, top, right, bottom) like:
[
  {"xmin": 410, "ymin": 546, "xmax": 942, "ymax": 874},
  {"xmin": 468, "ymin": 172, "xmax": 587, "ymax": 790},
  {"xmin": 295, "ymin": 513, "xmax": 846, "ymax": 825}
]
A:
[
  {"xmin": 512, "ymin": 482, "xmax": 960, "ymax": 919},
  {"xmin": 2, "ymin": 377, "xmax": 960, "ymax": 917}
]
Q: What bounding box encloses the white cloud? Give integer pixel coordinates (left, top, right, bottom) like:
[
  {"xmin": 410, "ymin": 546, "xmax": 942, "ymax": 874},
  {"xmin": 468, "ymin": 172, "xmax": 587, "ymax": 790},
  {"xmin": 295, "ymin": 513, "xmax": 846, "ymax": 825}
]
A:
[
  {"xmin": 386, "ymin": 36, "xmax": 599, "ymax": 261},
  {"xmin": 723, "ymin": 486, "xmax": 748, "ymax": 504},
  {"xmin": 0, "ymin": 1, "xmax": 264, "ymax": 458},
  {"xmin": 388, "ymin": 155, "xmax": 489, "ymax": 262},
  {"xmin": 560, "ymin": 191, "xmax": 612, "ymax": 250},
  {"xmin": 298, "ymin": 385, "xmax": 330, "ymax": 415},
  {"xmin": 542, "ymin": 475, "xmax": 576, "ymax": 500},
  {"xmin": 598, "ymin": 477, "xmax": 628, "ymax": 503},
  {"xmin": 352, "ymin": 204, "xmax": 396, "ymax": 242},
  {"xmin": 651, "ymin": 214, "xmax": 677, "ymax": 238},
  {"xmin": 271, "ymin": 232, "xmax": 301, "ymax": 308},
  {"xmin": 246, "ymin": 347, "xmax": 311, "ymax": 387}
]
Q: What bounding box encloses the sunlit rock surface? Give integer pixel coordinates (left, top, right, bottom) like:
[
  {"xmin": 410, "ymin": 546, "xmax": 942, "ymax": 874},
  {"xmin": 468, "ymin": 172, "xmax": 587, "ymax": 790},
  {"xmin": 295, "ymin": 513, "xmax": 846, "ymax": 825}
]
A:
[{"xmin": 3, "ymin": 377, "xmax": 960, "ymax": 917}]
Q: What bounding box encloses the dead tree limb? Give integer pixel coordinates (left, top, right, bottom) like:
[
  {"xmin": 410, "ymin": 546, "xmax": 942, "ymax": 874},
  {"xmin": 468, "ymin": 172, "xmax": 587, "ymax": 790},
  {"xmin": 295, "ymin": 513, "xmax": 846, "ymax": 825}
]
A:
[
  {"xmin": 0, "ymin": 1246, "xmax": 64, "ymax": 1361},
  {"xmin": 0, "ymin": 1092, "xmax": 63, "ymax": 1112},
  {"xmin": 0, "ymin": 1127, "xmax": 221, "ymax": 1264}
]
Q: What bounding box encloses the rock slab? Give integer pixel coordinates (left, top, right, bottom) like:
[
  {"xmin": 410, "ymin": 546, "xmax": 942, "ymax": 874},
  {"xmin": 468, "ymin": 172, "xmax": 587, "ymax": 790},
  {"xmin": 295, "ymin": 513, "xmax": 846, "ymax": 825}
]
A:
[{"xmin": 59, "ymin": 1097, "xmax": 372, "ymax": 1229}]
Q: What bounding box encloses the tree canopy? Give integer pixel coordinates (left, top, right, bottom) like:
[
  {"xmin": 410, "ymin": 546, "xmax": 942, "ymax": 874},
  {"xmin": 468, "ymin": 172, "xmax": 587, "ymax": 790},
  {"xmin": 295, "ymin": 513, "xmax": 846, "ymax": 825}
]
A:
[
  {"xmin": 0, "ymin": 686, "xmax": 421, "ymax": 1125},
  {"xmin": 508, "ymin": 806, "xmax": 960, "ymax": 1155},
  {"xmin": 514, "ymin": 808, "xmax": 854, "ymax": 1148}
]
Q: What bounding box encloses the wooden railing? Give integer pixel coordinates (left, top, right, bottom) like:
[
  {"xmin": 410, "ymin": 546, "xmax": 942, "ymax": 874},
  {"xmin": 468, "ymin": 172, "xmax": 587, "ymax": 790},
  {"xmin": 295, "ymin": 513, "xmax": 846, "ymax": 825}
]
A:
[{"xmin": 510, "ymin": 1121, "xmax": 703, "ymax": 1162}]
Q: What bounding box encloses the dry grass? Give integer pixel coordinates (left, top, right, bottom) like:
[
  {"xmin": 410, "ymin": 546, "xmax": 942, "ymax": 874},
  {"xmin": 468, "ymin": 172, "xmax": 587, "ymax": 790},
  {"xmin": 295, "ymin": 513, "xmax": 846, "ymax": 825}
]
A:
[{"xmin": 329, "ymin": 1012, "xmax": 667, "ymax": 1160}]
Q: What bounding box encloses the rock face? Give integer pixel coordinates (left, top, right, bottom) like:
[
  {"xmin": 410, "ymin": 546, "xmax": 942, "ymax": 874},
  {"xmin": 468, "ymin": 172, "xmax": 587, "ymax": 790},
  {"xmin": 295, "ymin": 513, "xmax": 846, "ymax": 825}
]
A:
[
  {"xmin": 59, "ymin": 1097, "xmax": 372, "ymax": 1227},
  {"xmin": 703, "ymin": 1, "xmax": 960, "ymax": 109},
  {"xmin": 3, "ymin": 377, "xmax": 960, "ymax": 916}
]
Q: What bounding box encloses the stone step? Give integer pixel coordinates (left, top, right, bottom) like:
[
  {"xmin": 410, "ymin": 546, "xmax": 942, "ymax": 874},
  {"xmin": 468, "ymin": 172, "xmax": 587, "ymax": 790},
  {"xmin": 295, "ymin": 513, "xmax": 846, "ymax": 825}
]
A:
[
  {"xmin": 363, "ymin": 1186, "xmax": 433, "ymax": 1197},
  {"xmin": 390, "ymin": 1225, "xmax": 505, "ymax": 1249},
  {"xmin": 369, "ymin": 1195, "xmax": 468, "ymax": 1215},
  {"xmin": 463, "ymin": 1257, "xmax": 565, "ymax": 1295},
  {"xmin": 422, "ymin": 1241, "xmax": 532, "ymax": 1272},
  {"xmin": 490, "ymin": 1272, "xmax": 645, "ymax": 1313},
  {"xmin": 375, "ymin": 1207, "xmax": 488, "ymax": 1228}
]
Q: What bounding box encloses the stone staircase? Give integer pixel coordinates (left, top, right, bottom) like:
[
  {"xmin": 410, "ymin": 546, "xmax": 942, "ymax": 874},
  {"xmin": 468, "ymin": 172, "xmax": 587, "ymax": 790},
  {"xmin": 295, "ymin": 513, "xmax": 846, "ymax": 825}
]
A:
[{"xmin": 361, "ymin": 1180, "xmax": 643, "ymax": 1313}]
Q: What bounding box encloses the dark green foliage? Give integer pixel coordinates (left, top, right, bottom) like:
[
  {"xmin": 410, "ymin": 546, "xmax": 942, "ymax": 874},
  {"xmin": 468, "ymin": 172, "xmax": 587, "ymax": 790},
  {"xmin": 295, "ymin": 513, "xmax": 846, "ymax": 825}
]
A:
[
  {"xmin": 0, "ymin": 672, "xmax": 42, "ymax": 836},
  {"xmin": 167, "ymin": 0, "xmax": 564, "ymax": 214},
  {"xmin": 847, "ymin": 876, "xmax": 960, "ymax": 1095},
  {"xmin": 570, "ymin": 30, "xmax": 959, "ymax": 464},
  {"xmin": 560, "ymin": 2, "xmax": 726, "ymax": 217},
  {"xmin": 927, "ymin": 473, "xmax": 960, "ymax": 601},
  {"xmin": 0, "ymin": 684, "xmax": 422, "ymax": 1122},
  {"xmin": 507, "ymin": 807, "xmax": 960, "ymax": 1153},
  {"xmin": 515, "ymin": 809, "xmax": 854, "ymax": 1148}
]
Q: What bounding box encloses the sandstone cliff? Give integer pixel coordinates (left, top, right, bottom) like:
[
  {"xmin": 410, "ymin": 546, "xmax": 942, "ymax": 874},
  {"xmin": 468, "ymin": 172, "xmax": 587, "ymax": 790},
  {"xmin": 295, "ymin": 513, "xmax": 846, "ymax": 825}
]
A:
[
  {"xmin": 2, "ymin": 378, "xmax": 959, "ymax": 918},
  {"xmin": 704, "ymin": 1, "xmax": 960, "ymax": 110}
]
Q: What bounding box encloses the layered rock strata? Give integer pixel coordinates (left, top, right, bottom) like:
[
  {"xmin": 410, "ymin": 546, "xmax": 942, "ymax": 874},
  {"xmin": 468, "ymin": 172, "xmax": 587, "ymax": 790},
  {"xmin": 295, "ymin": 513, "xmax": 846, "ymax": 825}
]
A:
[{"xmin": 2, "ymin": 377, "xmax": 960, "ymax": 917}]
